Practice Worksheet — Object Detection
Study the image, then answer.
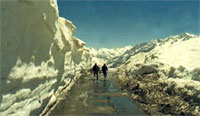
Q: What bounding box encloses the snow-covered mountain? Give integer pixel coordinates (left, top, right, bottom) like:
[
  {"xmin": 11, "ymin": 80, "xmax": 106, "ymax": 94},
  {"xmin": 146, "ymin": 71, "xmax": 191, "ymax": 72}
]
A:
[
  {"xmin": 89, "ymin": 46, "xmax": 132, "ymax": 66},
  {"xmin": 115, "ymin": 33, "xmax": 199, "ymax": 79}
]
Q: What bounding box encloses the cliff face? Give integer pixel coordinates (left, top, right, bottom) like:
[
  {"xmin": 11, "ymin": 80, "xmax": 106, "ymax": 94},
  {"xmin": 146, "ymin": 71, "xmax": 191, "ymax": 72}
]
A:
[{"xmin": 1, "ymin": 0, "xmax": 91, "ymax": 115}]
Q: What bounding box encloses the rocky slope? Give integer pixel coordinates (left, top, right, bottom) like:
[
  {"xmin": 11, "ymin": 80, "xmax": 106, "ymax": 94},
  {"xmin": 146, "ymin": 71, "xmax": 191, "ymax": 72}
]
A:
[
  {"xmin": 1, "ymin": 0, "xmax": 91, "ymax": 115},
  {"xmin": 116, "ymin": 33, "xmax": 200, "ymax": 115}
]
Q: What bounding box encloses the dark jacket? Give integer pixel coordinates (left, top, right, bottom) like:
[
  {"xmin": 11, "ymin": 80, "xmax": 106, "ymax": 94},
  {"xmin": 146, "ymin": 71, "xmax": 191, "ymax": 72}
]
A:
[
  {"xmin": 102, "ymin": 65, "xmax": 108, "ymax": 73},
  {"xmin": 92, "ymin": 64, "xmax": 99, "ymax": 73}
]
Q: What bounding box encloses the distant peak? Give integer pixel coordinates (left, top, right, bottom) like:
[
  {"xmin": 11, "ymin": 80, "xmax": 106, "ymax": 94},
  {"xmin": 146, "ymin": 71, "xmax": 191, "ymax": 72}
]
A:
[
  {"xmin": 166, "ymin": 33, "xmax": 197, "ymax": 41},
  {"xmin": 180, "ymin": 33, "xmax": 196, "ymax": 37}
]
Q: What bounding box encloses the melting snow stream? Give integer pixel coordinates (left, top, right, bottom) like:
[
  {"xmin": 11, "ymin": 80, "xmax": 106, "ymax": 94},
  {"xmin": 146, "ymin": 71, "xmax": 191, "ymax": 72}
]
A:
[{"xmin": 50, "ymin": 72, "xmax": 146, "ymax": 115}]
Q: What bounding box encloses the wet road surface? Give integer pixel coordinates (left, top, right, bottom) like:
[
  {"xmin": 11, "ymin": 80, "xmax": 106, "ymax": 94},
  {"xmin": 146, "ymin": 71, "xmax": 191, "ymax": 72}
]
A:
[{"xmin": 50, "ymin": 72, "xmax": 146, "ymax": 116}]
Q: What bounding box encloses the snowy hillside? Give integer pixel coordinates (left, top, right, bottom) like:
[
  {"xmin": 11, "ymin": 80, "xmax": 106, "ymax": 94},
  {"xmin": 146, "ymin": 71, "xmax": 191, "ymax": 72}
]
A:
[
  {"xmin": 1, "ymin": 1, "xmax": 91, "ymax": 115},
  {"xmin": 117, "ymin": 33, "xmax": 200, "ymax": 79},
  {"xmin": 116, "ymin": 33, "xmax": 200, "ymax": 115},
  {"xmin": 89, "ymin": 46, "xmax": 132, "ymax": 65}
]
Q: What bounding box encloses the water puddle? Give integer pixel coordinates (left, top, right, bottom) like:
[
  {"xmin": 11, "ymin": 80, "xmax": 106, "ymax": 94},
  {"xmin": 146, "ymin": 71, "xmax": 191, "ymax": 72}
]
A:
[{"xmin": 111, "ymin": 97, "xmax": 145, "ymax": 115}]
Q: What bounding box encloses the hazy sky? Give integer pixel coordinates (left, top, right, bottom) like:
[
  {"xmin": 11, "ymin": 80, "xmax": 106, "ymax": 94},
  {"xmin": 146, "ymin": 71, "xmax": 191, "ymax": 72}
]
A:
[{"xmin": 57, "ymin": 0, "xmax": 199, "ymax": 49}]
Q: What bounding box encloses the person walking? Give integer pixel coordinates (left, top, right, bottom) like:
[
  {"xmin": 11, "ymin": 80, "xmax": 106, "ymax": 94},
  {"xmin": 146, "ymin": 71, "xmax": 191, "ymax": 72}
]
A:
[
  {"xmin": 92, "ymin": 63, "xmax": 100, "ymax": 80},
  {"xmin": 102, "ymin": 64, "xmax": 108, "ymax": 79}
]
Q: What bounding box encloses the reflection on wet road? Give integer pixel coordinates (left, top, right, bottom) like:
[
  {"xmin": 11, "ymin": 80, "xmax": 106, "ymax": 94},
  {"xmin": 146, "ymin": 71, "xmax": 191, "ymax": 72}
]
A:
[{"xmin": 50, "ymin": 72, "xmax": 146, "ymax": 115}]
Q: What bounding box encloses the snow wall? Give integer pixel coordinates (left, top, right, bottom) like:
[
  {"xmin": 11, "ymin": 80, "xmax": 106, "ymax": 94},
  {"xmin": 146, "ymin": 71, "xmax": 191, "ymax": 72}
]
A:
[{"xmin": 1, "ymin": 0, "xmax": 91, "ymax": 115}]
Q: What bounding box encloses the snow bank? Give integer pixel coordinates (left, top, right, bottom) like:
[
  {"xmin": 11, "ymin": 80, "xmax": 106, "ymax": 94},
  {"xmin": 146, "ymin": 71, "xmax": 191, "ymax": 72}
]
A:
[
  {"xmin": 117, "ymin": 33, "xmax": 200, "ymax": 115},
  {"xmin": 1, "ymin": 0, "xmax": 91, "ymax": 115}
]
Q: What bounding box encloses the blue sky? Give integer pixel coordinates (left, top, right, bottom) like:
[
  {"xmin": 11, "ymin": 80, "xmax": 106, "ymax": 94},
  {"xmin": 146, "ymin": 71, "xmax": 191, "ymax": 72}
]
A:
[{"xmin": 57, "ymin": 0, "xmax": 199, "ymax": 49}]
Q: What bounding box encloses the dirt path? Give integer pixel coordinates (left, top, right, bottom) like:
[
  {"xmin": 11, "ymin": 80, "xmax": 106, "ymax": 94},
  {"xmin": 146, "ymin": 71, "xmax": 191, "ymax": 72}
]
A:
[{"xmin": 49, "ymin": 72, "xmax": 146, "ymax": 115}]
